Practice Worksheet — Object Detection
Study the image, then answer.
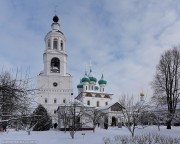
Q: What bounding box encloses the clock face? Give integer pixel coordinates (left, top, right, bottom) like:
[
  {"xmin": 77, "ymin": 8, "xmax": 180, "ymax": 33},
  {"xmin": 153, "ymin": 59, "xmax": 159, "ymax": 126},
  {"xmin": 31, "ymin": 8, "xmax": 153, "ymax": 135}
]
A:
[{"xmin": 53, "ymin": 82, "xmax": 58, "ymax": 87}]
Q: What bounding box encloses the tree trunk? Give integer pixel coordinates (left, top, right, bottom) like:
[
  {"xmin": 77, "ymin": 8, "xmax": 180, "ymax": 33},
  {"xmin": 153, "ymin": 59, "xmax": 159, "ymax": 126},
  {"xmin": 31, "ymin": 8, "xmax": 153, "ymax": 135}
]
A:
[{"xmin": 166, "ymin": 120, "xmax": 171, "ymax": 129}]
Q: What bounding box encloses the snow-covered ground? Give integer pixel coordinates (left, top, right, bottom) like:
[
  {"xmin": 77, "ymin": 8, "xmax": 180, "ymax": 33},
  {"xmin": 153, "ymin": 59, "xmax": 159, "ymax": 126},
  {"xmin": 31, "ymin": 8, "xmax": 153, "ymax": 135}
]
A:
[{"xmin": 0, "ymin": 126, "xmax": 180, "ymax": 144}]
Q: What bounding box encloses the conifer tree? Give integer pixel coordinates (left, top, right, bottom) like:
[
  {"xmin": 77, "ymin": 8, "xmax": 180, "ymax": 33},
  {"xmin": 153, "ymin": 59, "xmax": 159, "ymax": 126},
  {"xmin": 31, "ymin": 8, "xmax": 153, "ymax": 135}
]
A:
[{"xmin": 32, "ymin": 104, "xmax": 52, "ymax": 131}]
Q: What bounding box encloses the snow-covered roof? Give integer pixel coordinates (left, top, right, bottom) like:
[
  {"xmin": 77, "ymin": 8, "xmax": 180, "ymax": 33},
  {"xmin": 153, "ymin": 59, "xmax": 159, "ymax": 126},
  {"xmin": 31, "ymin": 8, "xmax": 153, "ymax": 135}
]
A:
[{"xmin": 96, "ymin": 102, "xmax": 124, "ymax": 110}]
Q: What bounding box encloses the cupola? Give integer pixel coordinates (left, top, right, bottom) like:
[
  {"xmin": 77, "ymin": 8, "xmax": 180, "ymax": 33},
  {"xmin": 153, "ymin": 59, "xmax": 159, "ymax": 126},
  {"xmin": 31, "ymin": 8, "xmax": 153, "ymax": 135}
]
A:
[{"xmin": 98, "ymin": 74, "xmax": 107, "ymax": 85}]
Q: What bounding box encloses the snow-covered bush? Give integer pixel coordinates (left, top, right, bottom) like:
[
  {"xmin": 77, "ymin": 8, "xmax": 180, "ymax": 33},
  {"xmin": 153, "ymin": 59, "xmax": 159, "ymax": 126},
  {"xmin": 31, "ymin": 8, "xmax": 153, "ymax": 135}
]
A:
[{"xmin": 103, "ymin": 133, "xmax": 180, "ymax": 144}]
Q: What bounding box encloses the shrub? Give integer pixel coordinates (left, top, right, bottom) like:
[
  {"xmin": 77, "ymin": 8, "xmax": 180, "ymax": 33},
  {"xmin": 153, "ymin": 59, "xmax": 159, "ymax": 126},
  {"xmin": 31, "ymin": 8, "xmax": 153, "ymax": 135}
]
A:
[{"xmin": 103, "ymin": 133, "xmax": 180, "ymax": 144}]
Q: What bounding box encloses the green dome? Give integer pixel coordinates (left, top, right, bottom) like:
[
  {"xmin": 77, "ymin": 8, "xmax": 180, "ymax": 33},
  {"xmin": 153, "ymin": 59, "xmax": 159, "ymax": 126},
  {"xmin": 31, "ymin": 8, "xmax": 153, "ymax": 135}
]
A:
[
  {"xmin": 77, "ymin": 84, "xmax": 83, "ymax": 88},
  {"xmin": 98, "ymin": 79, "xmax": 107, "ymax": 85},
  {"xmin": 95, "ymin": 86, "xmax": 99, "ymax": 90},
  {"xmin": 98, "ymin": 74, "xmax": 107, "ymax": 85},
  {"xmin": 88, "ymin": 68, "xmax": 97, "ymax": 82},
  {"xmin": 89, "ymin": 77, "xmax": 97, "ymax": 82},
  {"xmin": 82, "ymin": 77, "xmax": 90, "ymax": 83}
]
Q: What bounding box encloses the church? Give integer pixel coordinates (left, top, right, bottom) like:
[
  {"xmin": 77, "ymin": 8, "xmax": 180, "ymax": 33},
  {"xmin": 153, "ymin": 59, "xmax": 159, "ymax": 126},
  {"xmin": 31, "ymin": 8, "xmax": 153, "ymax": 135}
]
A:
[
  {"xmin": 37, "ymin": 15, "xmax": 118, "ymax": 127},
  {"xmin": 37, "ymin": 15, "xmax": 73, "ymax": 124}
]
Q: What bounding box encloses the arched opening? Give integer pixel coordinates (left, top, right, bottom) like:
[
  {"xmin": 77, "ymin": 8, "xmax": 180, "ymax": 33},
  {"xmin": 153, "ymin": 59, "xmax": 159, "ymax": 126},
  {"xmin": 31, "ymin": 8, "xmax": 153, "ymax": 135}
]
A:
[
  {"xmin": 48, "ymin": 39, "xmax": 51, "ymax": 49},
  {"xmin": 61, "ymin": 40, "xmax": 63, "ymax": 50},
  {"xmin": 111, "ymin": 116, "xmax": 117, "ymax": 126},
  {"xmin": 53, "ymin": 38, "xmax": 58, "ymax": 50},
  {"xmin": 51, "ymin": 57, "xmax": 60, "ymax": 73}
]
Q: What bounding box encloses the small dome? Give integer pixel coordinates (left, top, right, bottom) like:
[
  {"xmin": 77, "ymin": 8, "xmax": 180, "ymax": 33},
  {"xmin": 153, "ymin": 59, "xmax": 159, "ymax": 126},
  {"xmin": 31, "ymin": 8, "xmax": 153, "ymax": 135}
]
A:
[
  {"xmin": 95, "ymin": 86, "xmax": 99, "ymax": 90},
  {"xmin": 98, "ymin": 74, "xmax": 107, "ymax": 85},
  {"xmin": 77, "ymin": 84, "xmax": 83, "ymax": 88},
  {"xmin": 82, "ymin": 72, "xmax": 90, "ymax": 83},
  {"xmin": 53, "ymin": 15, "xmax": 59, "ymax": 23},
  {"xmin": 82, "ymin": 77, "xmax": 90, "ymax": 83},
  {"xmin": 88, "ymin": 68, "xmax": 97, "ymax": 82},
  {"xmin": 140, "ymin": 92, "xmax": 144, "ymax": 97}
]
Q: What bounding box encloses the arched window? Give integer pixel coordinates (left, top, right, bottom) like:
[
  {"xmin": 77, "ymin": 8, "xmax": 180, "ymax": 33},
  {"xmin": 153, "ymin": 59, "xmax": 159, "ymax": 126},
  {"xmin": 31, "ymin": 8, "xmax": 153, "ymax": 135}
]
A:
[
  {"xmin": 92, "ymin": 86, "xmax": 93, "ymax": 90},
  {"xmin": 105, "ymin": 102, "xmax": 108, "ymax": 105},
  {"xmin": 61, "ymin": 40, "xmax": 63, "ymax": 50},
  {"xmin": 87, "ymin": 100, "xmax": 90, "ymax": 106},
  {"xmin": 48, "ymin": 39, "xmax": 51, "ymax": 49},
  {"xmin": 53, "ymin": 38, "xmax": 58, "ymax": 50},
  {"xmin": 97, "ymin": 101, "xmax": 99, "ymax": 107},
  {"xmin": 54, "ymin": 98, "xmax": 57, "ymax": 103},
  {"xmin": 51, "ymin": 57, "xmax": 60, "ymax": 73},
  {"xmin": 86, "ymin": 86, "xmax": 88, "ymax": 90},
  {"xmin": 45, "ymin": 98, "xmax": 47, "ymax": 103}
]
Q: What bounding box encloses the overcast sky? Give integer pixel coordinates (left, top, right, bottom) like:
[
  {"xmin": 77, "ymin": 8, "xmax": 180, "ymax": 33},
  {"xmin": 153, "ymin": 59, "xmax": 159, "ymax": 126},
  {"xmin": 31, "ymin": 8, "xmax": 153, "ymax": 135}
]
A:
[{"xmin": 1, "ymin": 0, "xmax": 180, "ymax": 102}]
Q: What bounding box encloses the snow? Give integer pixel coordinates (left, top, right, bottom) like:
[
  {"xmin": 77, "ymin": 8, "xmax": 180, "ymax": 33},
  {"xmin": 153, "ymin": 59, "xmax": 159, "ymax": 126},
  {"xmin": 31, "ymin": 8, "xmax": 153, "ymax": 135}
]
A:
[{"xmin": 0, "ymin": 126, "xmax": 180, "ymax": 144}]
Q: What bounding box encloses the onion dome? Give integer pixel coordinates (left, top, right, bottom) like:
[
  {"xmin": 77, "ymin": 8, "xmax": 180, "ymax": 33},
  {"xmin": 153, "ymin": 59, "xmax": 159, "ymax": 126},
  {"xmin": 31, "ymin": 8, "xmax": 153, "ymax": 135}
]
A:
[
  {"xmin": 95, "ymin": 86, "xmax": 99, "ymax": 90},
  {"xmin": 81, "ymin": 72, "xmax": 90, "ymax": 83},
  {"xmin": 140, "ymin": 92, "xmax": 144, "ymax": 97},
  {"xmin": 77, "ymin": 84, "xmax": 83, "ymax": 88},
  {"xmin": 88, "ymin": 69, "xmax": 97, "ymax": 82},
  {"xmin": 77, "ymin": 79, "xmax": 83, "ymax": 88},
  {"xmin": 98, "ymin": 74, "xmax": 107, "ymax": 85}
]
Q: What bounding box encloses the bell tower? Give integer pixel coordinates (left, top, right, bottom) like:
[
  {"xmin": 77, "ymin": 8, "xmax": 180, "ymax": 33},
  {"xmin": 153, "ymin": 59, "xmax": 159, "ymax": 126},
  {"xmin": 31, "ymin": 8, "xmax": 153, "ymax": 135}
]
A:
[
  {"xmin": 37, "ymin": 15, "xmax": 72, "ymax": 125},
  {"xmin": 43, "ymin": 15, "xmax": 67, "ymax": 76}
]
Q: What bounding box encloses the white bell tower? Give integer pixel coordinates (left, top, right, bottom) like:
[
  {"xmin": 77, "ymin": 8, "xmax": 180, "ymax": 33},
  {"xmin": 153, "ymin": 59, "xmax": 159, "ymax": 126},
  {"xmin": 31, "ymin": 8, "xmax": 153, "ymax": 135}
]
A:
[
  {"xmin": 37, "ymin": 15, "xmax": 72, "ymax": 124},
  {"xmin": 43, "ymin": 15, "xmax": 67, "ymax": 76}
]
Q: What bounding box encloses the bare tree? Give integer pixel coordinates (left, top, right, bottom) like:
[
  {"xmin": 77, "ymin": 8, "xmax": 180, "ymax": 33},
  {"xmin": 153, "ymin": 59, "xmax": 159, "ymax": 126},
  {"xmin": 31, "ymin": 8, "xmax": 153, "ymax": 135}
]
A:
[
  {"xmin": 58, "ymin": 105, "xmax": 70, "ymax": 133},
  {"xmin": 0, "ymin": 70, "xmax": 36, "ymax": 129},
  {"xmin": 151, "ymin": 47, "xmax": 180, "ymax": 129},
  {"xmin": 85, "ymin": 108, "xmax": 107, "ymax": 132},
  {"xmin": 119, "ymin": 95, "xmax": 148, "ymax": 137}
]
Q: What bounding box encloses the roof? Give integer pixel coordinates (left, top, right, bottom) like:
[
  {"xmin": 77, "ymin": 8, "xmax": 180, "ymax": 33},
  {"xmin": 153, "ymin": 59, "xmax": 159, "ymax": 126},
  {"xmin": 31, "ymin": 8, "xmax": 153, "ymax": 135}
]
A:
[{"xmin": 96, "ymin": 102, "xmax": 124, "ymax": 110}]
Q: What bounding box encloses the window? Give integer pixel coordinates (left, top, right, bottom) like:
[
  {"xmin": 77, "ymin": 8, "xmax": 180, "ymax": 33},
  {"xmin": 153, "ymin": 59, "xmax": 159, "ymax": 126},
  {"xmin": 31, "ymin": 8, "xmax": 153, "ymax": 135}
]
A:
[
  {"xmin": 45, "ymin": 98, "xmax": 47, "ymax": 103},
  {"xmin": 87, "ymin": 100, "xmax": 90, "ymax": 106},
  {"xmin": 63, "ymin": 99, "xmax": 66, "ymax": 103},
  {"xmin": 105, "ymin": 102, "xmax": 108, "ymax": 105},
  {"xmin": 53, "ymin": 38, "xmax": 58, "ymax": 49},
  {"xmin": 51, "ymin": 57, "xmax": 60, "ymax": 73},
  {"xmin": 97, "ymin": 101, "xmax": 99, "ymax": 107},
  {"xmin": 54, "ymin": 98, "xmax": 57, "ymax": 103},
  {"xmin": 92, "ymin": 86, "xmax": 93, "ymax": 90},
  {"xmin": 86, "ymin": 86, "xmax": 88, "ymax": 90},
  {"xmin": 54, "ymin": 110, "xmax": 56, "ymax": 114},
  {"xmin": 61, "ymin": 40, "xmax": 63, "ymax": 50},
  {"xmin": 48, "ymin": 39, "xmax": 51, "ymax": 48},
  {"xmin": 103, "ymin": 88, "xmax": 104, "ymax": 92}
]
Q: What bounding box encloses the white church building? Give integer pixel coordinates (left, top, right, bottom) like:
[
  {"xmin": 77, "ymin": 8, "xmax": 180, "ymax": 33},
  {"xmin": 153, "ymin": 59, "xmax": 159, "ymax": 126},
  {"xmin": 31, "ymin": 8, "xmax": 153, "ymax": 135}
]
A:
[
  {"xmin": 37, "ymin": 15, "xmax": 73, "ymax": 124},
  {"xmin": 37, "ymin": 15, "xmax": 119, "ymax": 127}
]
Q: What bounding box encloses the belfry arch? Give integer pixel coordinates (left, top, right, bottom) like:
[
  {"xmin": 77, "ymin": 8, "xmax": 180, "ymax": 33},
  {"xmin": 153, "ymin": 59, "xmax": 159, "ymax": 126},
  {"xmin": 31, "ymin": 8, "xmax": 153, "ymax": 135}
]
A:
[{"xmin": 51, "ymin": 57, "xmax": 60, "ymax": 73}]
